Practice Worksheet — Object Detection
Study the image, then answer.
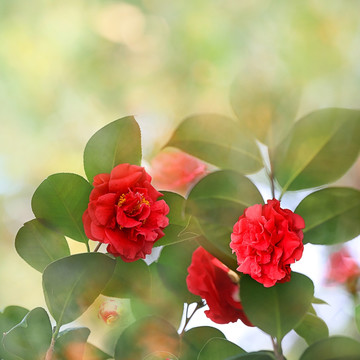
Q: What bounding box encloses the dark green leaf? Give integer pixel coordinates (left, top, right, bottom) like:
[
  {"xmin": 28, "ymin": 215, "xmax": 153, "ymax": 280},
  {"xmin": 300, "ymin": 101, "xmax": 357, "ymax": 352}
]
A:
[
  {"xmin": 181, "ymin": 327, "xmax": 226, "ymax": 360},
  {"xmin": 312, "ymin": 297, "xmax": 328, "ymax": 305},
  {"xmin": 294, "ymin": 312, "xmax": 329, "ymax": 345},
  {"xmin": 43, "ymin": 253, "xmax": 115, "ymax": 326},
  {"xmin": 31, "ymin": 173, "xmax": 92, "ymax": 243},
  {"xmin": 102, "ymin": 258, "xmax": 151, "ymax": 299},
  {"xmin": 198, "ymin": 337, "xmax": 245, "ymax": 360},
  {"xmin": 3, "ymin": 307, "xmax": 52, "ymax": 360},
  {"xmin": 186, "ymin": 170, "xmax": 263, "ymax": 264},
  {"xmin": 273, "ymin": 108, "xmax": 360, "ymax": 191},
  {"xmin": 356, "ymin": 305, "xmax": 360, "ymax": 335},
  {"xmin": 230, "ymin": 69, "xmax": 299, "ymax": 146},
  {"xmin": 84, "ymin": 343, "xmax": 112, "ymax": 360},
  {"xmin": 54, "ymin": 327, "xmax": 90, "ymax": 360},
  {"xmin": 83, "ymin": 116, "xmax": 142, "ymax": 183},
  {"xmin": 166, "ymin": 114, "xmax": 263, "ymax": 174},
  {"xmin": 155, "ymin": 191, "xmax": 190, "ymax": 247},
  {"xmin": 15, "ymin": 219, "xmax": 70, "ymax": 272},
  {"xmin": 114, "ymin": 316, "xmax": 180, "ymax": 360},
  {"xmin": 0, "ymin": 306, "xmax": 29, "ymax": 360},
  {"xmin": 295, "ymin": 187, "xmax": 360, "ymax": 245},
  {"xmin": 156, "ymin": 240, "xmax": 199, "ymax": 303},
  {"xmin": 299, "ymin": 336, "xmax": 360, "ymax": 360},
  {"xmin": 226, "ymin": 351, "xmax": 276, "ymax": 360},
  {"xmin": 142, "ymin": 351, "xmax": 179, "ymax": 360},
  {"xmin": 241, "ymin": 273, "xmax": 314, "ymax": 340}
]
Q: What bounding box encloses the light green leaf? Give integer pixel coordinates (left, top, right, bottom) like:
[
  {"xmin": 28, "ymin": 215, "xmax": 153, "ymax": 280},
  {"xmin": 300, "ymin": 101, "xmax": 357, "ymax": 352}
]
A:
[
  {"xmin": 294, "ymin": 312, "xmax": 329, "ymax": 345},
  {"xmin": 42, "ymin": 253, "xmax": 115, "ymax": 327},
  {"xmin": 356, "ymin": 305, "xmax": 360, "ymax": 335},
  {"xmin": 3, "ymin": 307, "xmax": 52, "ymax": 360},
  {"xmin": 299, "ymin": 336, "xmax": 360, "ymax": 360},
  {"xmin": 230, "ymin": 69, "xmax": 299, "ymax": 146},
  {"xmin": 186, "ymin": 170, "xmax": 263, "ymax": 264},
  {"xmin": 198, "ymin": 338, "xmax": 245, "ymax": 360},
  {"xmin": 166, "ymin": 114, "xmax": 263, "ymax": 174},
  {"xmin": 240, "ymin": 273, "xmax": 314, "ymax": 340},
  {"xmin": 15, "ymin": 219, "xmax": 70, "ymax": 272},
  {"xmin": 102, "ymin": 258, "xmax": 151, "ymax": 299},
  {"xmin": 181, "ymin": 327, "xmax": 226, "ymax": 360},
  {"xmin": 273, "ymin": 108, "xmax": 360, "ymax": 192},
  {"xmin": 84, "ymin": 116, "xmax": 142, "ymax": 183},
  {"xmin": 114, "ymin": 316, "xmax": 180, "ymax": 360},
  {"xmin": 226, "ymin": 351, "xmax": 276, "ymax": 360},
  {"xmin": 295, "ymin": 187, "xmax": 360, "ymax": 245},
  {"xmin": 31, "ymin": 173, "xmax": 92, "ymax": 243}
]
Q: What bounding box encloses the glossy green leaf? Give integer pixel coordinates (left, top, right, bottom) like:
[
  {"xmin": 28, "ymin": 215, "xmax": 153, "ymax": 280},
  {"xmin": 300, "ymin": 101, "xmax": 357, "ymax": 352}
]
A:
[
  {"xmin": 15, "ymin": 219, "xmax": 70, "ymax": 272},
  {"xmin": 43, "ymin": 253, "xmax": 115, "ymax": 326},
  {"xmin": 240, "ymin": 273, "xmax": 314, "ymax": 340},
  {"xmin": 356, "ymin": 305, "xmax": 360, "ymax": 335},
  {"xmin": 156, "ymin": 240, "xmax": 199, "ymax": 303},
  {"xmin": 226, "ymin": 351, "xmax": 276, "ymax": 360},
  {"xmin": 114, "ymin": 316, "xmax": 180, "ymax": 360},
  {"xmin": 273, "ymin": 108, "xmax": 360, "ymax": 192},
  {"xmin": 54, "ymin": 327, "xmax": 90, "ymax": 359},
  {"xmin": 294, "ymin": 312, "xmax": 329, "ymax": 345},
  {"xmin": 230, "ymin": 69, "xmax": 299, "ymax": 146},
  {"xmin": 198, "ymin": 337, "xmax": 245, "ymax": 360},
  {"xmin": 84, "ymin": 343, "xmax": 113, "ymax": 360},
  {"xmin": 181, "ymin": 327, "xmax": 226, "ymax": 360},
  {"xmin": 295, "ymin": 187, "xmax": 360, "ymax": 245},
  {"xmin": 0, "ymin": 306, "xmax": 29, "ymax": 360},
  {"xmin": 3, "ymin": 307, "xmax": 52, "ymax": 360},
  {"xmin": 102, "ymin": 258, "xmax": 151, "ymax": 299},
  {"xmin": 143, "ymin": 351, "xmax": 179, "ymax": 360},
  {"xmin": 166, "ymin": 114, "xmax": 263, "ymax": 174},
  {"xmin": 155, "ymin": 191, "xmax": 190, "ymax": 247},
  {"xmin": 299, "ymin": 336, "xmax": 360, "ymax": 360},
  {"xmin": 186, "ymin": 170, "xmax": 263, "ymax": 265},
  {"xmin": 31, "ymin": 173, "xmax": 92, "ymax": 243},
  {"xmin": 84, "ymin": 116, "xmax": 142, "ymax": 183}
]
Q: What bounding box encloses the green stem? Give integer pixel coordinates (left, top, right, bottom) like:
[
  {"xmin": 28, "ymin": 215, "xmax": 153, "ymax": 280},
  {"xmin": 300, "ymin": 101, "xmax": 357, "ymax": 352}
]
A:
[
  {"xmin": 271, "ymin": 337, "xmax": 285, "ymax": 360},
  {"xmin": 45, "ymin": 325, "xmax": 60, "ymax": 360},
  {"xmin": 85, "ymin": 241, "xmax": 90, "ymax": 253}
]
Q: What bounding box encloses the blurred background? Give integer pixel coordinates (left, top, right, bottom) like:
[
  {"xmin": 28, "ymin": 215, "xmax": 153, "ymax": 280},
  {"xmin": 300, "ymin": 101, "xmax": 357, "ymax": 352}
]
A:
[{"xmin": 1, "ymin": 0, "xmax": 360, "ymax": 357}]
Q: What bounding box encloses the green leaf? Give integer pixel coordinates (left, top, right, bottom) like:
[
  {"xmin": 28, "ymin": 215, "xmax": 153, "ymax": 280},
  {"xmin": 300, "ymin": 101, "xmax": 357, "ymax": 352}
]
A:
[
  {"xmin": 198, "ymin": 338, "xmax": 245, "ymax": 360},
  {"xmin": 226, "ymin": 352, "xmax": 276, "ymax": 360},
  {"xmin": 102, "ymin": 258, "xmax": 151, "ymax": 299},
  {"xmin": 84, "ymin": 343, "xmax": 113, "ymax": 360},
  {"xmin": 143, "ymin": 352, "xmax": 179, "ymax": 360},
  {"xmin": 31, "ymin": 173, "xmax": 92, "ymax": 243},
  {"xmin": 356, "ymin": 305, "xmax": 360, "ymax": 335},
  {"xmin": 15, "ymin": 219, "xmax": 70, "ymax": 272},
  {"xmin": 273, "ymin": 108, "xmax": 360, "ymax": 192},
  {"xmin": 54, "ymin": 327, "xmax": 90, "ymax": 359},
  {"xmin": 0, "ymin": 306, "xmax": 29, "ymax": 360},
  {"xmin": 166, "ymin": 114, "xmax": 263, "ymax": 174},
  {"xmin": 156, "ymin": 240, "xmax": 199, "ymax": 303},
  {"xmin": 42, "ymin": 253, "xmax": 115, "ymax": 327},
  {"xmin": 230, "ymin": 69, "xmax": 299, "ymax": 146},
  {"xmin": 114, "ymin": 316, "xmax": 180, "ymax": 360},
  {"xmin": 299, "ymin": 336, "xmax": 360, "ymax": 360},
  {"xmin": 240, "ymin": 272, "xmax": 314, "ymax": 340},
  {"xmin": 180, "ymin": 327, "xmax": 226, "ymax": 360},
  {"xmin": 294, "ymin": 312, "xmax": 329, "ymax": 345},
  {"xmin": 295, "ymin": 187, "xmax": 360, "ymax": 245},
  {"xmin": 3, "ymin": 307, "xmax": 52, "ymax": 360},
  {"xmin": 186, "ymin": 170, "xmax": 263, "ymax": 265},
  {"xmin": 84, "ymin": 116, "xmax": 142, "ymax": 183},
  {"xmin": 155, "ymin": 191, "xmax": 190, "ymax": 247}
]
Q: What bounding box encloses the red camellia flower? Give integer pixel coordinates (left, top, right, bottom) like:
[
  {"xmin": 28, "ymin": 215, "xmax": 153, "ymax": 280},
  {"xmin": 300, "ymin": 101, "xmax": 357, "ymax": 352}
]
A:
[
  {"xmin": 98, "ymin": 299, "xmax": 122, "ymax": 325},
  {"xmin": 326, "ymin": 248, "xmax": 360, "ymax": 287},
  {"xmin": 186, "ymin": 246, "xmax": 252, "ymax": 325},
  {"xmin": 83, "ymin": 163, "xmax": 169, "ymax": 262},
  {"xmin": 230, "ymin": 199, "xmax": 305, "ymax": 288},
  {"xmin": 150, "ymin": 150, "xmax": 207, "ymax": 195}
]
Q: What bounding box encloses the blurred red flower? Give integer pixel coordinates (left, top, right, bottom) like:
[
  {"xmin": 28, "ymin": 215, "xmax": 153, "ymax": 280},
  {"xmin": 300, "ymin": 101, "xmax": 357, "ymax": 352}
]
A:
[
  {"xmin": 230, "ymin": 199, "xmax": 305, "ymax": 287},
  {"xmin": 83, "ymin": 163, "xmax": 169, "ymax": 262},
  {"xmin": 150, "ymin": 150, "xmax": 207, "ymax": 195},
  {"xmin": 98, "ymin": 299, "xmax": 121, "ymax": 325},
  {"xmin": 186, "ymin": 246, "xmax": 252, "ymax": 325}
]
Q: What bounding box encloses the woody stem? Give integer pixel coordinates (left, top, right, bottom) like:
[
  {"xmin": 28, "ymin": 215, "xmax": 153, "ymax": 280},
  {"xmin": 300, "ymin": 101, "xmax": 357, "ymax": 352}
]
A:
[
  {"xmin": 271, "ymin": 337, "xmax": 285, "ymax": 360},
  {"xmin": 180, "ymin": 301, "xmax": 204, "ymax": 335}
]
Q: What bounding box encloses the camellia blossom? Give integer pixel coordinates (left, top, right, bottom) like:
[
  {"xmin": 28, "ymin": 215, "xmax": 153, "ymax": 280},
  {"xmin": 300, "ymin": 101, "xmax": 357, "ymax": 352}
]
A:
[
  {"xmin": 186, "ymin": 246, "xmax": 252, "ymax": 325},
  {"xmin": 150, "ymin": 150, "xmax": 207, "ymax": 195},
  {"xmin": 326, "ymin": 248, "xmax": 360, "ymax": 286},
  {"xmin": 230, "ymin": 199, "xmax": 305, "ymax": 288},
  {"xmin": 98, "ymin": 299, "xmax": 122, "ymax": 325},
  {"xmin": 83, "ymin": 163, "xmax": 169, "ymax": 262}
]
